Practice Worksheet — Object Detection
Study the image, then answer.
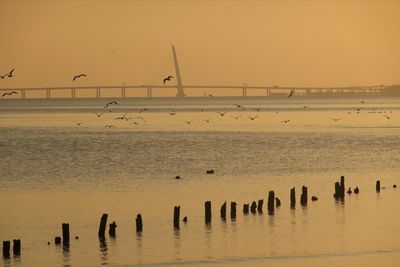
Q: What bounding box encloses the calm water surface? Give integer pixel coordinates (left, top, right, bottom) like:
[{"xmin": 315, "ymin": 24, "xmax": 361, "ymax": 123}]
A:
[{"xmin": 1, "ymin": 97, "xmax": 400, "ymax": 266}]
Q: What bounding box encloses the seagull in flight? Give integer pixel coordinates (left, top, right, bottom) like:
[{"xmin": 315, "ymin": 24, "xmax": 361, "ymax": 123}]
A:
[
  {"xmin": 76, "ymin": 122, "xmax": 83, "ymax": 126},
  {"xmin": 115, "ymin": 113, "xmax": 128, "ymax": 120},
  {"xmin": 73, "ymin": 73, "xmax": 87, "ymax": 81},
  {"xmin": 94, "ymin": 112, "xmax": 104, "ymax": 118},
  {"xmin": 104, "ymin": 125, "xmax": 116, "ymax": 128},
  {"xmin": 169, "ymin": 111, "xmax": 176, "ymax": 115},
  {"xmin": 281, "ymin": 120, "xmax": 290, "ymax": 123},
  {"xmin": 185, "ymin": 120, "xmax": 194, "ymax": 125},
  {"xmin": 163, "ymin": 75, "xmax": 174, "ymax": 84},
  {"xmin": 203, "ymin": 119, "xmax": 211, "ymax": 123},
  {"xmin": 248, "ymin": 116, "xmax": 258, "ymax": 120},
  {"xmin": 104, "ymin": 101, "xmax": 118, "ymax": 108},
  {"xmin": 330, "ymin": 118, "xmax": 343, "ymax": 122},
  {"xmin": 1, "ymin": 91, "xmax": 18, "ymax": 97},
  {"xmin": 288, "ymin": 90, "xmax": 294, "ymax": 97},
  {"xmin": 231, "ymin": 115, "xmax": 241, "ymax": 120},
  {"xmin": 217, "ymin": 111, "xmax": 226, "ymax": 117},
  {"xmin": 384, "ymin": 115, "xmax": 391, "ymax": 120},
  {"xmin": 138, "ymin": 108, "xmax": 148, "ymax": 113}
]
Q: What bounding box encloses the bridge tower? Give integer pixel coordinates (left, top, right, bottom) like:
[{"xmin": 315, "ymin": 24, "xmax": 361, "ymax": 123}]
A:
[{"xmin": 172, "ymin": 45, "xmax": 185, "ymax": 97}]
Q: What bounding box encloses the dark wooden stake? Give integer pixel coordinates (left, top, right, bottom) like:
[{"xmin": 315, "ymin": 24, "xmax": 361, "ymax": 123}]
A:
[
  {"xmin": 136, "ymin": 214, "xmax": 143, "ymax": 232},
  {"xmin": 268, "ymin": 191, "xmax": 275, "ymax": 214},
  {"xmin": 243, "ymin": 204, "xmax": 249, "ymax": 214},
  {"xmin": 205, "ymin": 201, "xmax": 212, "ymax": 224},
  {"xmin": 62, "ymin": 223, "xmax": 70, "ymax": 245},
  {"xmin": 13, "ymin": 239, "xmax": 20, "ymax": 256},
  {"xmin": 250, "ymin": 201, "xmax": 257, "ymax": 214},
  {"xmin": 301, "ymin": 186, "xmax": 308, "ymax": 206},
  {"xmin": 354, "ymin": 187, "xmax": 359, "ymax": 194},
  {"xmin": 334, "ymin": 181, "xmax": 340, "ymax": 198},
  {"xmin": 257, "ymin": 199, "xmax": 263, "ymax": 213},
  {"xmin": 109, "ymin": 221, "xmax": 117, "ymax": 237},
  {"xmin": 340, "ymin": 176, "xmax": 345, "ymax": 198},
  {"xmin": 311, "ymin": 196, "xmax": 318, "ymax": 201},
  {"xmin": 230, "ymin": 202, "xmax": 237, "ymax": 219},
  {"xmin": 220, "ymin": 201, "xmax": 227, "ymax": 220},
  {"xmin": 3, "ymin": 241, "xmax": 10, "ymax": 258},
  {"xmin": 183, "ymin": 216, "xmax": 188, "ymax": 223},
  {"xmin": 376, "ymin": 180, "xmax": 381, "ymax": 192},
  {"xmin": 290, "ymin": 187, "xmax": 296, "ymax": 208},
  {"xmin": 276, "ymin": 197, "xmax": 281, "ymax": 207},
  {"xmin": 174, "ymin": 206, "xmax": 180, "ymax": 229},
  {"xmin": 54, "ymin": 237, "xmax": 61, "ymax": 245},
  {"xmin": 98, "ymin": 213, "xmax": 108, "ymax": 239}
]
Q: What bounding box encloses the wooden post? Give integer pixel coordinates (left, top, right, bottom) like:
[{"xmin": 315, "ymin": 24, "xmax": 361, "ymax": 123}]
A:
[
  {"xmin": 109, "ymin": 221, "xmax": 117, "ymax": 237},
  {"xmin": 3, "ymin": 241, "xmax": 10, "ymax": 258},
  {"xmin": 250, "ymin": 201, "xmax": 257, "ymax": 214},
  {"xmin": 220, "ymin": 201, "xmax": 227, "ymax": 220},
  {"xmin": 354, "ymin": 187, "xmax": 359, "ymax": 194},
  {"xmin": 136, "ymin": 214, "xmax": 143, "ymax": 232},
  {"xmin": 243, "ymin": 204, "xmax": 249, "ymax": 214},
  {"xmin": 290, "ymin": 187, "xmax": 296, "ymax": 208},
  {"xmin": 340, "ymin": 176, "xmax": 345, "ymax": 197},
  {"xmin": 205, "ymin": 201, "xmax": 212, "ymax": 224},
  {"xmin": 257, "ymin": 199, "xmax": 263, "ymax": 213},
  {"xmin": 54, "ymin": 237, "xmax": 61, "ymax": 245},
  {"xmin": 276, "ymin": 197, "xmax": 281, "ymax": 207},
  {"xmin": 268, "ymin": 191, "xmax": 275, "ymax": 214},
  {"xmin": 62, "ymin": 223, "xmax": 70, "ymax": 245},
  {"xmin": 13, "ymin": 239, "xmax": 21, "ymax": 256},
  {"xmin": 98, "ymin": 213, "xmax": 108, "ymax": 239},
  {"xmin": 376, "ymin": 180, "xmax": 381, "ymax": 192},
  {"xmin": 174, "ymin": 206, "xmax": 180, "ymax": 229},
  {"xmin": 183, "ymin": 216, "xmax": 188, "ymax": 223},
  {"xmin": 230, "ymin": 202, "xmax": 237, "ymax": 219},
  {"xmin": 334, "ymin": 182, "xmax": 340, "ymax": 198},
  {"xmin": 301, "ymin": 186, "xmax": 308, "ymax": 206}
]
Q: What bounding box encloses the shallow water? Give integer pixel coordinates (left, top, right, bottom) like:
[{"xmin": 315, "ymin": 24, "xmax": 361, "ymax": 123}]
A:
[{"xmin": 1, "ymin": 96, "xmax": 400, "ymax": 266}]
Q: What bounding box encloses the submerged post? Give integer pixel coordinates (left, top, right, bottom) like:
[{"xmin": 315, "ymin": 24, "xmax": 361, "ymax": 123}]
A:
[
  {"xmin": 205, "ymin": 201, "xmax": 212, "ymax": 224},
  {"xmin": 276, "ymin": 197, "xmax": 281, "ymax": 207},
  {"xmin": 220, "ymin": 201, "xmax": 227, "ymax": 220},
  {"xmin": 250, "ymin": 201, "xmax": 257, "ymax": 214},
  {"xmin": 230, "ymin": 202, "xmax": 237, "ymax": 219},
  {"xmin": 340, "ymin": 176, "xmax": 345, "ymax": 197},
  {"xmin": 3, "ymin": 241, "xmax": 10, "ymax": 258},
  {"xmin": 62, "ymin": 223, "xmax": 70, "ymax": 245},
  {"xmin": 109, "ymin": 221, "xmax": 117, "ymax": 237},
  {"xmin": 136, "ymin": 214, "xmax": 143, "ymax": 232},
  {"xmin": 98, "ymin": 213, "xmax": 108, "ymax": 239},
  {"xmin": 301, "ymin": 186, "xmax": 308, "ymax": 206},
  {"xmin": 290, "ymin": 187, "xmax": 296, "ymax": 208},
  {"xmin": 13, "ymin": 239, "xmax": 21, "ymax": 256},
  {"xmin": 174, "ymin": 206, "xmax": 180, "ymax": 229},
  {"xmin": 268, "ymin": 191, "xmax": 275, "ymax": 214},
  {"xmin": 376, "ymin": 180, "xmax": 381, "ymax": 192},
  {"xmin": 257, "ymin": 199, "xmax": 264, "ymax": 213},
  {"xmin": 243, "ymin": 204, "xmax": 249, "ymax": 214}
]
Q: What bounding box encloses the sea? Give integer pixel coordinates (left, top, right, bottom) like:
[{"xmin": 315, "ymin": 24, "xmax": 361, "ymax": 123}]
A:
[{"xmin": 1, "ymin": 96, "xmax": 400, "ymax": 267}]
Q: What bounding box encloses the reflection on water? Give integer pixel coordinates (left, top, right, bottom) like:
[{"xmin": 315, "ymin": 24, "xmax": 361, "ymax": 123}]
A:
[
  {"xmin": 62, "ymin": 245, "xmax": 71, "ymax": 267},
  {"xmin": 99, "ymin": 238, "xmax": 108, "ymax": 266}
]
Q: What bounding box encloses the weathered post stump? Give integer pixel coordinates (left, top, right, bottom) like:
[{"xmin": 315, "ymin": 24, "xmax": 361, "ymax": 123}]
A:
[
  {"xmin": 3, "ymin": 241, "xmax": 10, "ymax": 258},
  {"xmin": 250, "ymin": 201, "xmax": 257, "ymax": 214},
  {"xmin": 205, "ymin": 201, "xmax": 212, "ymax": 224},
  {"xmin": 334, "ymin": 181, "xmax": 340, "ymax": 198},
  {"xmin": 62, "ymin": 223, "xmax": 70, "ymax": 245},
  {"xmin": 290, "ymin": 187, "xmax": 296, "ymax": 208},
  {"xmin": 354, "ymin": 187, "xmax": 359, "ymax": 194},
  {"xmin": 54, "ymin": 237, "xmax": 61, "ymax": 245},
  {"xmin": 136, "ymin": 213, "xmax": 143, "ymax": 232},
  {"xmin": 174, "ymin": 206, "xmax": 180, "ymax": 229},
  {"xmin": 376, "ymin": 180, "xmax": 381, "ymax": 192},
  {"xmin": 13, "ymin": 239, "xmax": 21, "ymax": 256},
  {"xmin": 230, "ymin": 202, "xmax": 237, "ymax": 219},
  {"xmin": 243, "ymin": 204, "xmax": 249, "ymax": 214},
  {"xmin": 311, "ymin": 196, "xmax": 318, "ymax": 201},
  {"xmin": 347, "ymin": 187, "xmax": 352, "ymax": 194},
  {"xmin": 276, "ymin": 197, "xmax": 281, "ymax": 207},
  {"xmin": 257, "ymin": 199, "xmax": 263, "ymax": 213},
  {"xmin": 109, "ymin": 221, "xmax": 117, "ymax": 237},
  {"xmin": 183, "ymin": 216, "xmax": 188, "ymax": 223},
  {"xmin": 98, "ymin": 213, "xmax": 108, "ymax": 239},
  {"xmin": 300, "ymin": 186, "xmax": 308, "ymax": 206},
  {"xmin": 340, "ymin": 176, "xmax": 345, "ymax": 197},
  {"xmin": 268, "ymin": 191, "xmax": 275, "ymax": 214},
  {"xmin": 220, "ymin": 201, "xmax": 227, "ymax": 220}
]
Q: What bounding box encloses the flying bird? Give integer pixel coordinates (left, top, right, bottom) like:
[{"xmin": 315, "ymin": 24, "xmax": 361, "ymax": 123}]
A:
[
  {"xmin": 248, "ymin": 116, "xmax": 258, "ymax": 120},
  {"xmin": 216, "ymin": 111, "xmax": 226, "ymax": 117},
  {"xmin": 115, "ymin": 113, "xmax": 128, "ymax": 120},
  {"xmin": 94, "ymin": 112, "xmax": 104, "ymax": 118},
  {"xmin": 203, "ymin": 119, "xmax": 211, "ymax": 123},
  {"xmin": 185, "ymin": 120, "xmax": 194, "ymax": 125},
  {"xmin": 330, "ymin": 118, "xmax": 343, "ymax": 121},
  {"xmin": 169, "ymin": 111, "xmax": 176, "ymax": 115},
  {"xmin": 288, "ymin": 90, "xmax": 294, "ymax": 97},
  {"xmin": 384, "ymin": 115, "xmax": 391, "ymax": 120},
  {"xmin": 76, "ymin": 122, "xmax": 83, "ymax": 126},
  {"xmin": 73, "ymin": 73, "xmax": 87, "ymax": 81},
  {"xmin": 163, "ymin": 75, "xmax": 173, "ymax": 84},
  {"xmin": 7, "ymin": 69, "xmax": 14, "ymax": 78},
  {"xmin": 1, "ymin": 91, "xmax": 18, "ymax": 97},
  {"xmin": 104, "ymin": 125, "xmax": 116, "ymax": 128},
  {"xmin": 281, "ymin": 120, "xmax": 290, "ymax": 123},
  {"xmin": 138, "ymin": 108, "xmax": 148, "ymax": 113},
  {"xmin": 104, "ymin": 101, "xmax": 118, "ymax": 108},
  {"xmin": 231, "ymin": 115, "xmax": 241, "ymax": 120},
  {"xmin": 135, "ymin": 116, "xmax": 146, "ymax": 123}
]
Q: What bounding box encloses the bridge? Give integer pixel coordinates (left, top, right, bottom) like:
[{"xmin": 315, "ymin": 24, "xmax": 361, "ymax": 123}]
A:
[{"xmin": 0, "ymin": 45, "xmax": 388, "ymax": 99}]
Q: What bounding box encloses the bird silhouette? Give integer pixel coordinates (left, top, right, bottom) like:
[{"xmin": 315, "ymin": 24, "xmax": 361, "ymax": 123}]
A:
[
  {"xmin": 185, "ymin": 120, "xmax": 194, "ymax": 124},
  {"xmin": 104, "ymin": 125, "xmax": 116, "ymax": 128},
  {"xmin": 73, "ymin": 73, "xmax": 87, "ymax": 81},
  {"xmin": 7, "ymin": 69, "xmax": 14, "ymax": 78},
  {"xmin": 1, "ymin": 91, "xmax": 18, "ymax": 97},
  {"xmin": 115, "ymin": 113, "xmax": 128, "ymax": 120},
  {"xmin": 76, "ymin": 122, "xmax": 83, "ymax": 126},
  {"xmin": 330, "ymin": 118, "xmax": 343, "ymax": 121},
  {"xmin": 203, "ymin": 119, "xmax": 211, "ymax": 123},
  {"xmin": 104, "ymin": 101, "xmax": 118, "ymax": 108},
  {"xmin": 288, "ymin": 90, "xmax": 294, "ymax": 97},
  {"xmin": 281, "ymin": 120, "xmax": 290, "ymax": 123},
  {"xmin": 231, "ymin": 115, "xmax": 241, "ymax": 120},
  {"xmin": 169, "ymin": 111, "xmax": 176, "ymax": 115},
  {"xmin": 208, "ymin": 94, "xmax": 214, "ymax": 97},
  {"xmin": 138, "ymin": 108, "xmax": 148, "ymax": 113},
  {"xmin": 163, "ymin": 76, "xmax": 173, "ymax": 84},
  {"xmin": 135, "ymin": 116, "xmax": 146, "ymax": 123},
  {"xmin": 216, "ymin": 111, "xmax": 226, "ymax": 117},
  {"xmin": 94, "ymin": 112, "xmax": 104, "ymax": 118},
  {"xmin": 384, "ymin": 115, "xmax": 391, "ymax": 120},
  {"xmin": 248, "ymin": 116, "xmax": 258, "ymax": 120}
]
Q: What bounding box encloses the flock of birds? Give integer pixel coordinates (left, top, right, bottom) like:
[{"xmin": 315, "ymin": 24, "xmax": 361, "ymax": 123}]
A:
[{"xmin": 0, "ymin": 68, "xmax": 396, "ymax": 124}]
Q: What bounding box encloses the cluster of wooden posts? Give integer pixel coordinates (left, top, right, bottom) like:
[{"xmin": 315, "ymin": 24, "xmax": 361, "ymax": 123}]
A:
[{"xmin": 2, "ymin": 176, "xmax": 397, "ymax": 258}]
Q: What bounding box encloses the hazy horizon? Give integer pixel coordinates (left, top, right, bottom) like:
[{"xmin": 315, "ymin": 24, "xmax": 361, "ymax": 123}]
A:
[{"xmin": 1, "ymin": 0, "xmax": 400, "ymax": 93}]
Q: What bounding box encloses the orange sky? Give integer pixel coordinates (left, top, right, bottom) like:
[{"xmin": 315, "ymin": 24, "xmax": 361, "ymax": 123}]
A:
[{"xmin": 1, "ymin": 0, "xmax": 399, "ymax": 91}]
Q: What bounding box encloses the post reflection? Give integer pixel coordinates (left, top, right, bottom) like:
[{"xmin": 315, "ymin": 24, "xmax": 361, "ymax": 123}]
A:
[
  {"xmin": 98, "ymin": 238, "xmax": 108, "ymax": 266},
  {"xmin": 173, "ymin": 228, "xmax": 181, "ymax": 260},
  {"xmin": 62, "ymin": 244, "xmax": 71, "ymax": 267}
]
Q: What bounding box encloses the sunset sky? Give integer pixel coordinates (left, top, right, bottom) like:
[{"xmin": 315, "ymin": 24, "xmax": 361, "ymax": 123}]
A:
[{"xmin": 1, "ymin": 0, "xmax": 399, "ymax": 90}]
